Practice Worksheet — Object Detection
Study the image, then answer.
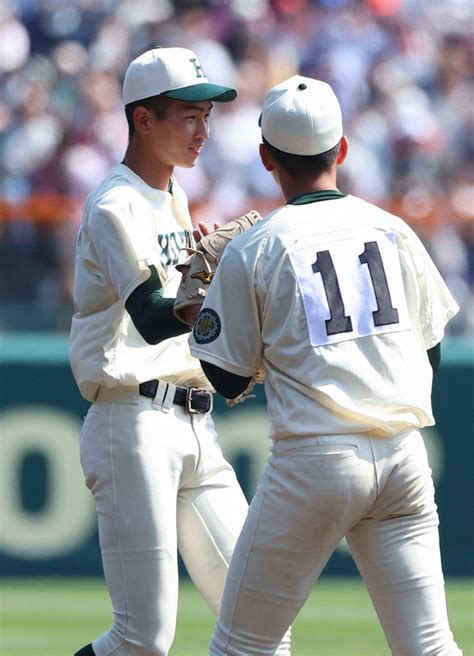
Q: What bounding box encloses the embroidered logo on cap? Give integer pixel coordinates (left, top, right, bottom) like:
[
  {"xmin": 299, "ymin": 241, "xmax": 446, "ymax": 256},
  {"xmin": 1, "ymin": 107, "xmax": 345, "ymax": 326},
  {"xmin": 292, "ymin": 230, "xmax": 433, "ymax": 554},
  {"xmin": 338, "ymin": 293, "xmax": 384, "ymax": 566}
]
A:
[{"xmin": 190, "ymin": 58, "xmax": 204, "ymax": 78}]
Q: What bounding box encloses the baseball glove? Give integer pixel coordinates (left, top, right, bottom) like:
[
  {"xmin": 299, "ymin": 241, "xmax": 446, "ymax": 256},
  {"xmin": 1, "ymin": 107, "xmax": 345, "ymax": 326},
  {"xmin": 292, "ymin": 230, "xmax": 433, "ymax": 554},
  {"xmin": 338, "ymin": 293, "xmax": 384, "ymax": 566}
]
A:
[{"xmin": 173, "ymin": 210, "xmax": 262, "ymax": 325}]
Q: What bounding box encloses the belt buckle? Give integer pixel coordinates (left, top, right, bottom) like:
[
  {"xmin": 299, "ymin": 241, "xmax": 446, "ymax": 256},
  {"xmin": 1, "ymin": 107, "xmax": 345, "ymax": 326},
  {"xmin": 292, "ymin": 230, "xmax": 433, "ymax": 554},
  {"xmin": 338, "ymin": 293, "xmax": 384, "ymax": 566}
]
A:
[{"xmin": 186, "ymin": 387, "xmax": 213, "ymax": 414}]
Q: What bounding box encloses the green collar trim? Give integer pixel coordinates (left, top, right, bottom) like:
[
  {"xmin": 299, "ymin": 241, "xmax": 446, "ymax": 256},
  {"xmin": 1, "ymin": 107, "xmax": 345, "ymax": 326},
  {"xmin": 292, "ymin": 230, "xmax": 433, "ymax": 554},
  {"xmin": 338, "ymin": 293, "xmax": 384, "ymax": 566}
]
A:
[{"xmin": 288, "ymin": 190, "xmax": 346, "ymax": 205}]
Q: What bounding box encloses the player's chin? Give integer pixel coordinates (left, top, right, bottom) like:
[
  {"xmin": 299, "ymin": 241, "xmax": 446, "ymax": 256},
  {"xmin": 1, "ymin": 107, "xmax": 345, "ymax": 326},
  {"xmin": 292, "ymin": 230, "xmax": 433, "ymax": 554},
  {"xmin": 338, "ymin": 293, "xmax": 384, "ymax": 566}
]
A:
[{"xmin": 182, "ymin": 148, "xmax": 203, "ymax": 167}]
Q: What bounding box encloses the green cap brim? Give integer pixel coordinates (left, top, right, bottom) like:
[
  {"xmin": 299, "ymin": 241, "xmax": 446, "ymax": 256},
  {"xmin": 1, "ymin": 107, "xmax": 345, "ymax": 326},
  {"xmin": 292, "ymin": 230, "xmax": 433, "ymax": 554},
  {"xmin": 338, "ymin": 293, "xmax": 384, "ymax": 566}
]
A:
[{"xmin": 162, "ymin": 83, "xmax": 237, "ymax": 103}]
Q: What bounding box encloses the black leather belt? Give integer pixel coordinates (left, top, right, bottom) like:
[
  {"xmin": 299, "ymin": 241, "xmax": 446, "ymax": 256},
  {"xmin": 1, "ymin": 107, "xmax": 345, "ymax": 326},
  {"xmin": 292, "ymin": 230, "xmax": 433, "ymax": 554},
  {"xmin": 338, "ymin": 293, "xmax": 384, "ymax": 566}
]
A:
[{"xmin": 139, "ymin": 380, "xmax": 213, "ymax": 414}]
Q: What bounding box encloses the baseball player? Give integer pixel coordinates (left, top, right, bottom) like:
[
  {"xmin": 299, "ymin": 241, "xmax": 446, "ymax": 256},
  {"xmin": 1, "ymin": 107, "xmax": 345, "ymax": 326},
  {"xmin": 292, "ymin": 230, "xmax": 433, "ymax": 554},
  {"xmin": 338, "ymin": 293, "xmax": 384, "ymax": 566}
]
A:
[
  {"xmin": 189, "ymin": 76, "xmax": 462, "ymax": 654},
  {"xmin": 69, "ymin": 47, "xmax": 255, "ymax": 656}
]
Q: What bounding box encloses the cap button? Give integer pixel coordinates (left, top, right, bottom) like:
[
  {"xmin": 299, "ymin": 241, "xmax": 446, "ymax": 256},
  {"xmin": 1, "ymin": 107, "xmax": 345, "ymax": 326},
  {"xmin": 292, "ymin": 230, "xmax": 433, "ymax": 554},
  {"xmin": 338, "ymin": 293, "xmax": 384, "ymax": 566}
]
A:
[{"xmin": 297, "ymin": 83, "xmax": 307, "ymax": 90}]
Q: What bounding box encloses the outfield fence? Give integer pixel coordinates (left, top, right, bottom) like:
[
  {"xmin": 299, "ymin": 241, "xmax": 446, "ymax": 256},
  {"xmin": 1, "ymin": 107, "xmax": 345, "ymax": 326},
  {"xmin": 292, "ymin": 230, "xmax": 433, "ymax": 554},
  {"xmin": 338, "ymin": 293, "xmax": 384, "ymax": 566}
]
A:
[{"xmin": 0, "ymin": 334, "xmax": 472, "ymax": 578}]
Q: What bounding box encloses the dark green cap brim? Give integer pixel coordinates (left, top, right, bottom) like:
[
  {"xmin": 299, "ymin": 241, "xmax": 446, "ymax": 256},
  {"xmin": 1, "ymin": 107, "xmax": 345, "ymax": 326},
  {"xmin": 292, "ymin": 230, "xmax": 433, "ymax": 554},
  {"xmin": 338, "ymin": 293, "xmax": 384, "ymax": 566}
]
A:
[{"xmin": 162, "ymin": 83, "xmax": 237, "ymax": 103}]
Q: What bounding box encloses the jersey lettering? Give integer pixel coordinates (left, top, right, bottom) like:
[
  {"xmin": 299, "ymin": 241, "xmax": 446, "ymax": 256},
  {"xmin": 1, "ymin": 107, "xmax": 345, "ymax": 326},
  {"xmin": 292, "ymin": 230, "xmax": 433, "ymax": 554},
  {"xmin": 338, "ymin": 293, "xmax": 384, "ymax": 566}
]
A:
[
  {"xmin": 290, "ymin": 230, "xmax": 410, "ymax": 346},
  {"xmin": 158, "ymin": 230, "xmax": 189, "ymax": 267}
]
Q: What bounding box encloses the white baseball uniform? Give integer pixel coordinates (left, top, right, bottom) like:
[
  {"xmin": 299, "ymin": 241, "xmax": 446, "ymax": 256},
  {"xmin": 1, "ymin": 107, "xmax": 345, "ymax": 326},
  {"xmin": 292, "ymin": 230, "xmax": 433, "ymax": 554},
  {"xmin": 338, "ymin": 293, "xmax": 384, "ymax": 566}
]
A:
[
  {"xmin": 69, "ymin": 163, "xmax": 250, "ymax": 656},
  {"xmin": 190, "ymin": 191, "xmax": 462, "ymax": 655}
]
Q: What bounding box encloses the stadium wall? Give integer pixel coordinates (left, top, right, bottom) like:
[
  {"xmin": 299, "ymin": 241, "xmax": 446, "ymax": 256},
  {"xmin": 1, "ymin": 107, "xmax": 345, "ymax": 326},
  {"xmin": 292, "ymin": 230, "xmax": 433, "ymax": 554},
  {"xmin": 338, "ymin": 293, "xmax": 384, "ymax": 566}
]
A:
[{"xmin": 0, "ymin": 335, "xmax": 472, "ymax": 577}]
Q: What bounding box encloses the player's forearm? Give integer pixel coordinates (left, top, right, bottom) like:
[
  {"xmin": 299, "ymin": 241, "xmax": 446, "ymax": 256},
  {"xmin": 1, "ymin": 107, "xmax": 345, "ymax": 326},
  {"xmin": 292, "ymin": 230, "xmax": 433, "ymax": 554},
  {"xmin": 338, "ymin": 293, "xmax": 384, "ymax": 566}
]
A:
[
  {"xmin": 200, "ymin": 360, "xmax": 251, "ymax": 398},
  {"xmin": 132, "ymin": 296, "xmax": 190, "ymax": 344},
  {"xmin": 125, "ymin": 265, "xmax": 190, "ymax": 344}
]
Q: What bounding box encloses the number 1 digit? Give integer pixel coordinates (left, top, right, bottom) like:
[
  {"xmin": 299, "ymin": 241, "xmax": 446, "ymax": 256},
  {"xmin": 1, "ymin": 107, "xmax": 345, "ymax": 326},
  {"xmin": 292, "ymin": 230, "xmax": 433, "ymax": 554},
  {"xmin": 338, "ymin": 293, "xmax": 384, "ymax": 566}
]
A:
[
  {"xmin": 311, "ymin": 250, "xmax": 353, "ymax": 335},
  {"xmin": 359, "ymin": 241, "xmax": 399, "ymax": 326}
]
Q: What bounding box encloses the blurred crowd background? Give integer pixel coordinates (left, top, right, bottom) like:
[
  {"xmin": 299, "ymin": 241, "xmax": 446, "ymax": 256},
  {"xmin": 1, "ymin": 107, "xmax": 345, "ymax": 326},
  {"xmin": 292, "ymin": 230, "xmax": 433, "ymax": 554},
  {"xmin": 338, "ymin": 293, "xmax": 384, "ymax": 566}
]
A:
[{"xmin": 0, "ymin": 0, "xmax": 473, "ymax": 335}]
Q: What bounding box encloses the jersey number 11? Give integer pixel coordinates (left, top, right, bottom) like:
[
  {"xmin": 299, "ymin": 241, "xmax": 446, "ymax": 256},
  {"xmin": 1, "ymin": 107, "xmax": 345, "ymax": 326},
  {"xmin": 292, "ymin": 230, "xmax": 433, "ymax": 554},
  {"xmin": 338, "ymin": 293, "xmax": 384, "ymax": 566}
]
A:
[{"xmin": 311, "ymin": 241, "xmax": 400, "ymax": 337}]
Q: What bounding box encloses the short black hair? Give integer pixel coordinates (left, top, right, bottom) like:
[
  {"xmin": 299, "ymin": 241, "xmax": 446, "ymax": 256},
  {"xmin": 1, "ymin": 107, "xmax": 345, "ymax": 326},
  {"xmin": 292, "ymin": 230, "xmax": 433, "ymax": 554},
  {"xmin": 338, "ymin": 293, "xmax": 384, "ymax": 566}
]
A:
[
  {"xmin": 125, "ymin": 95, "xmax": 172, "ymax": 139},
  {"xmin": 262, "ymin": 136, "xmax": 341, "ymax": 178}
]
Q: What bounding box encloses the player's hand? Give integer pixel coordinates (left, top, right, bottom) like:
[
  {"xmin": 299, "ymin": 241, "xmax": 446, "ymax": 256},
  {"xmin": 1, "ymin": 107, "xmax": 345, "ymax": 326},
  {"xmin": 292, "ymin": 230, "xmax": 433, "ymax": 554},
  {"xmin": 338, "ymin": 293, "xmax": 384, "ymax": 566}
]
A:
[{"xmin": 193, "ymin": 222, "xmax": 221, "ymax": 243}]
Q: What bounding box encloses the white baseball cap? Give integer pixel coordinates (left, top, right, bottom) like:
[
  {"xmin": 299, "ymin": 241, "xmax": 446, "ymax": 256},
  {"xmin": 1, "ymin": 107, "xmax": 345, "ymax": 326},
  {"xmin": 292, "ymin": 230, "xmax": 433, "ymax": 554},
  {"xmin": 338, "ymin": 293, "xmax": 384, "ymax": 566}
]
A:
[
  {"xmin": 122, "ymin": 46, "xmax": 237, "ymax": 105},
  {"xmin": 259, "ymin": 75, "xmax": 343, "ymax": 156}
]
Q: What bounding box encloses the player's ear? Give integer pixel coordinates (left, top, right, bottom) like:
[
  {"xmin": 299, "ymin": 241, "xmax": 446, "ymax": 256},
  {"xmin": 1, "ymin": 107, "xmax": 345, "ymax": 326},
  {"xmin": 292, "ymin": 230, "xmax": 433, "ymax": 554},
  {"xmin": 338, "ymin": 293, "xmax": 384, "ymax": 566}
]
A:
[
  {"xmin": 259, "ymin": 142, "xmax": 275, "ymax": 172},
  {"xmin": 336, "ymin": 135, "xmax": 349, "ymax": 165},
  {"xmin": 133, "ymin": 106, "xmax": 152, "ymax": 135}
]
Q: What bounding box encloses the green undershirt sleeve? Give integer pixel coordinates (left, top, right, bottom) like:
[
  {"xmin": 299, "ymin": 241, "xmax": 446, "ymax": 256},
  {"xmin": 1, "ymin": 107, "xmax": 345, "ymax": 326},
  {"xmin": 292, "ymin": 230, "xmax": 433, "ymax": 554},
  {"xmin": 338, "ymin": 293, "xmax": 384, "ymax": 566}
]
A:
[
  {"xmin": 125, "ymin": 265, "xmax": 190, "ymax": 344},
  {"xmin": 201, "ymin": 360, "xmax": 252, "ymax": 399},
  {"xmin": 427, "ymin": 341, "xmax": 441, "ymax": 375}
]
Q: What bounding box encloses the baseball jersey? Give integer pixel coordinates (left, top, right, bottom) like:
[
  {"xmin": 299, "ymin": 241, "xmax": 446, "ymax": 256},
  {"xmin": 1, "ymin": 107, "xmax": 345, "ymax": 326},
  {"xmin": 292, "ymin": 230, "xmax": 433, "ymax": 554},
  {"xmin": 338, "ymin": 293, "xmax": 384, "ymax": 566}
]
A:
[
  {"xmin": 189, "ymin": 192, "xmax": 459, "ymax": 439},
  {"xmin": 70, "ymin": 163, "xmax": 210, "ymax": 402}
]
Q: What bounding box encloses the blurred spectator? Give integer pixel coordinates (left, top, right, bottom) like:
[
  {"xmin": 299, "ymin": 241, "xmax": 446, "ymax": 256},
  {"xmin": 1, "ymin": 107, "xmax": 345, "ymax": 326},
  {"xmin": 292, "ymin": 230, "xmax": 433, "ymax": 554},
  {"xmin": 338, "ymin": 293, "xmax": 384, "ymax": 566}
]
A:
[{"xmin": 0, "ymin": 0, "xmax": 472, "ymax": 335}]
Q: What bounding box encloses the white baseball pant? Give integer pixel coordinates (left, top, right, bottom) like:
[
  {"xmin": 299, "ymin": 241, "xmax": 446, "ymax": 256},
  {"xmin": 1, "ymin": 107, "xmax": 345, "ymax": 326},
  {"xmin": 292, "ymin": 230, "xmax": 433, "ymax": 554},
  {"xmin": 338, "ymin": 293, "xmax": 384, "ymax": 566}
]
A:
[
  {"xmin": 79, "ymin": 389, "xmax": 249, "ymax": 656},
  {"xmin": 210, "ymin": 430, "xmax": 462, "ymax": 655}
]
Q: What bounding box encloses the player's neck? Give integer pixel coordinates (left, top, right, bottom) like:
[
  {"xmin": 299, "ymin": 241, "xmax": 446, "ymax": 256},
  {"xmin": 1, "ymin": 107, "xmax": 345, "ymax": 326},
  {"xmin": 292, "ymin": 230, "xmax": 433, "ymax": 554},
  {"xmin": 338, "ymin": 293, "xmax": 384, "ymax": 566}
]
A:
[
  {"xmin": 122, "ymin": 142, "xmax": 173, "ymax": 191},
  {"xmin": 280, "ymin": 173, "xmax": 338, "ymax": 203}
]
